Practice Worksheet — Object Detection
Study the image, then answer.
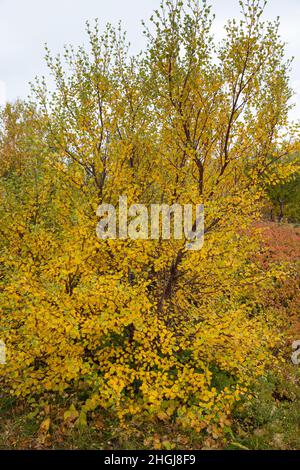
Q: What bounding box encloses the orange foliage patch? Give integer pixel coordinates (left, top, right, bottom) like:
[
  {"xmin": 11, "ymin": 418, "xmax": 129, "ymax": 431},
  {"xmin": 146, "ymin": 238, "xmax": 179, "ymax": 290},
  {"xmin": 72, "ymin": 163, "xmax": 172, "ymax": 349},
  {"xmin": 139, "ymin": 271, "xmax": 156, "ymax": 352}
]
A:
[{"xmin": 255, "ymin": 222, "xmax": 300, "ymax": 339}]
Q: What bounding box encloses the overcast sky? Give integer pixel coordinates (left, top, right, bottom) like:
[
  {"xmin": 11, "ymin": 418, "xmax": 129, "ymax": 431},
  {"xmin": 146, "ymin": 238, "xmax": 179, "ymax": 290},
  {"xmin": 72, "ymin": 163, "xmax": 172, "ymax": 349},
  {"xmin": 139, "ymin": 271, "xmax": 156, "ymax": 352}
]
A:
[{"xmin": 0, "ymin": 0, "xmax": 299, "ymax": 120}]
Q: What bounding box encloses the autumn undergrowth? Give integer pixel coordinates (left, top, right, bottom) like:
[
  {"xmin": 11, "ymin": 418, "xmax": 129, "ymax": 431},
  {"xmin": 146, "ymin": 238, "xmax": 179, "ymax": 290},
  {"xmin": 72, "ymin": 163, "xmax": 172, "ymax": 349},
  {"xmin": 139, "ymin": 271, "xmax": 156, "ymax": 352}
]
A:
[{"xmin": 1, "ymin": 358, "xmax": 299, "ymax": 450}]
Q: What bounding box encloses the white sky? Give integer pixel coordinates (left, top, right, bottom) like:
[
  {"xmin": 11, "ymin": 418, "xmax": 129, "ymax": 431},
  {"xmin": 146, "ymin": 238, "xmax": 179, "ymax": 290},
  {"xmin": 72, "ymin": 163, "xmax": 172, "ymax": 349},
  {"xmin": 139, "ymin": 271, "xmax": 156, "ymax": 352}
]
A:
[{"xmin": 0, "ymin": 0, "xmax": 299, "ymax": 120}]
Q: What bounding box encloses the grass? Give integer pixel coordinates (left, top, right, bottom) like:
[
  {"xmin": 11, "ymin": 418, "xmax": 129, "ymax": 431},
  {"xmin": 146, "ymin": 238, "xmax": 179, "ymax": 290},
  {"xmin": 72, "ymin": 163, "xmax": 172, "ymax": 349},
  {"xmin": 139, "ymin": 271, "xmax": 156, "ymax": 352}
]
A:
[{"xmin": 229, "ymin": 364, "xmax": 300, "ymax": 450}]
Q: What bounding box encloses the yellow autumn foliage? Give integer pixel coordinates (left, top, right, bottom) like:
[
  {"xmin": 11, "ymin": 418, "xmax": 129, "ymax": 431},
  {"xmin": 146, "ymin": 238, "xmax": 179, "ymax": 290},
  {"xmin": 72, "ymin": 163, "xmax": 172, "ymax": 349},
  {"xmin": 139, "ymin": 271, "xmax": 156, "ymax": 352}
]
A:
[{"xmin": 0, "ymin": 0, "xmax": 299, "ymax": 433}]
